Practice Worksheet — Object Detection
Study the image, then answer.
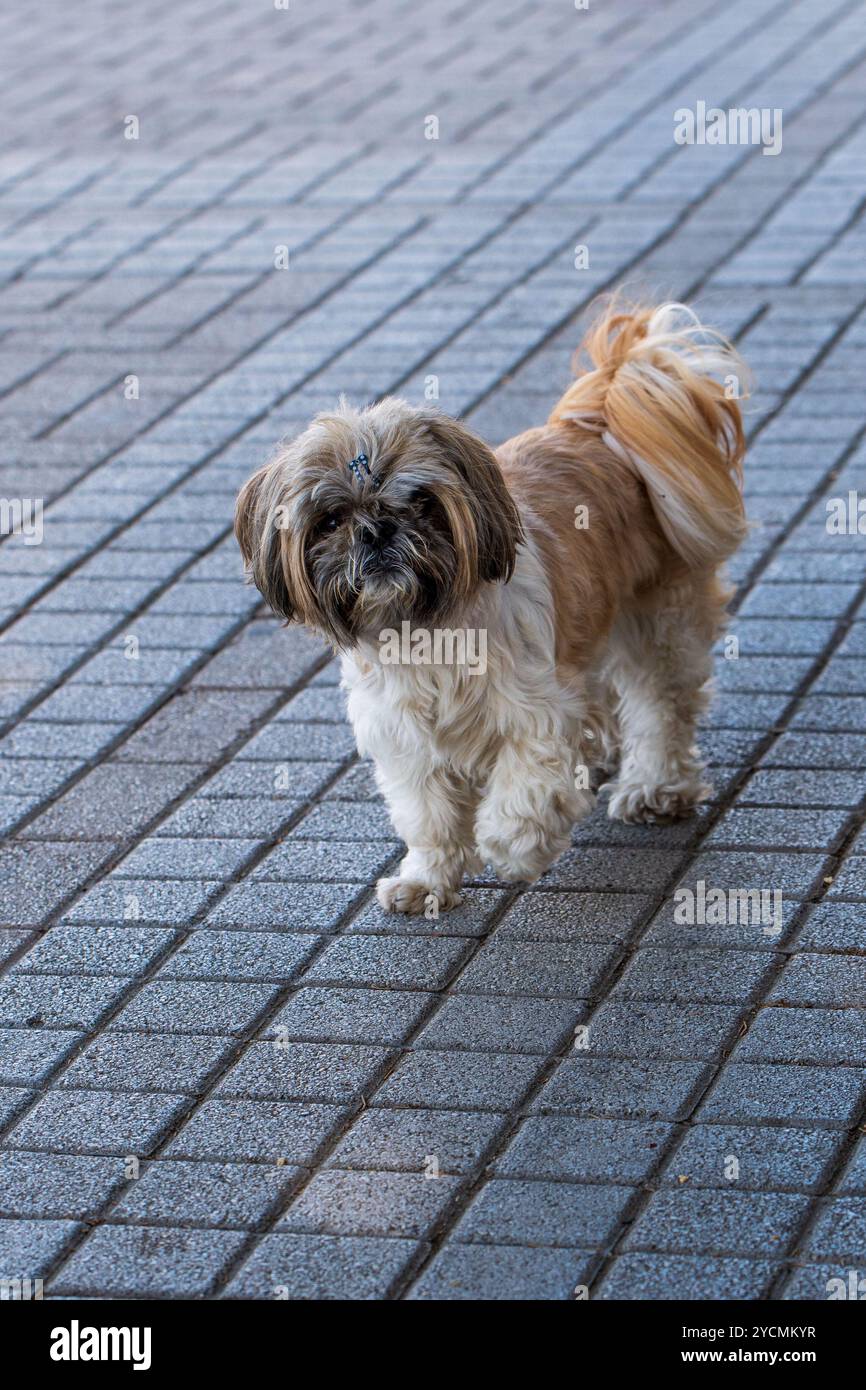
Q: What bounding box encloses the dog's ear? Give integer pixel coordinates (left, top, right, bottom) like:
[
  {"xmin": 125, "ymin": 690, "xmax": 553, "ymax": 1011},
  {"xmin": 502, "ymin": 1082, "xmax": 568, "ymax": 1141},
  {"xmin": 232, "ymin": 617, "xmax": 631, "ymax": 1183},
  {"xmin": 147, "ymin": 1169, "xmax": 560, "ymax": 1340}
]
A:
[
  {"xmin": 421, "ymin": 412, "xmax": 523, "ymax": 583},
  {"xmin": 234, "ymin": 465, "xmax": 296, "ymax": 623}
]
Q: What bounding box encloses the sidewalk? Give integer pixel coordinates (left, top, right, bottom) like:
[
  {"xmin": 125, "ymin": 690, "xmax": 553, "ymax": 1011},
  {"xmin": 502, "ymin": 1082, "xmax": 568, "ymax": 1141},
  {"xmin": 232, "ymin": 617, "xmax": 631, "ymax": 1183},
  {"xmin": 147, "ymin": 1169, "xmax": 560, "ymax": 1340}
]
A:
[{"xmin": 1, "ymin": 0, "xmax": 865, "ymax": 1299}]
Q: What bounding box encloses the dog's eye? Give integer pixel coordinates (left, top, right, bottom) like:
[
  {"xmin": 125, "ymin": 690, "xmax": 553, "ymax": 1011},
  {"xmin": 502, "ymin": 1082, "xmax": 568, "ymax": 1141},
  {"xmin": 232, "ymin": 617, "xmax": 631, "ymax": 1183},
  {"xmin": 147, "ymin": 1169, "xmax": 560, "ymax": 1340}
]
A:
[{"xmin": 316, "ymin": 513, "xmax": 341, "ymax": 535}]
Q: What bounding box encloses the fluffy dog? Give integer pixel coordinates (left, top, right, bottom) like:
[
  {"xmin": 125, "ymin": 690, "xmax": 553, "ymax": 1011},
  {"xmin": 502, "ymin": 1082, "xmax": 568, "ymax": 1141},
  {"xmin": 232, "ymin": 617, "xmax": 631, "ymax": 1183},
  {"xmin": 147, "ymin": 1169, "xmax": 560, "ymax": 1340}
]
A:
[{"xmin": 235, "ymin": 300, "xmax": 747, "ymax": 913}]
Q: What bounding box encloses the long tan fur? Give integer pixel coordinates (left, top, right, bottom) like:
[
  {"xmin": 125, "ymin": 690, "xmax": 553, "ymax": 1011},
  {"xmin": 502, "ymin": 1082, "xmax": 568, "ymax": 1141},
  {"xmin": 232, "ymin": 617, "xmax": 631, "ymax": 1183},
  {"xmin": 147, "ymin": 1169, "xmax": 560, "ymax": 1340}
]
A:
[{"xmin": 549, "ymin": 300, "xmax": 748, "ymax": 568}]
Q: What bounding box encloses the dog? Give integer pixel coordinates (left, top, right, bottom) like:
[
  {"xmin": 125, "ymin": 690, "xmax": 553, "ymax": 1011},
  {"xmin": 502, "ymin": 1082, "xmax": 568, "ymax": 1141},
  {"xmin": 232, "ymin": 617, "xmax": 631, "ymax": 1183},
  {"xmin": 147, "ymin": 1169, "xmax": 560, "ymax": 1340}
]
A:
[{"xmin": 235, "ymin": 300, "xmax": 747, "ymax": 914}]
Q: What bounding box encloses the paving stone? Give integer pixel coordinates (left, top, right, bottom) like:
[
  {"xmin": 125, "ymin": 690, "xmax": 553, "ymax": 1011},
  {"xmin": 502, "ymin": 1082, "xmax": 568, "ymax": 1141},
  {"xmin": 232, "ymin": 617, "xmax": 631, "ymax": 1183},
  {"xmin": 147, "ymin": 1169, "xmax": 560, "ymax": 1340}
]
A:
[
  {"xmin": 454, "ymin": 938, "xmax": 619, "ymax": 998},
  {"xmin": 375, "ymin": 1050, "xmax": 539, "ymax": 1111},
  {"xmin": 802, "ymin": 1198, "xmax": 866, "ymax": 1262},
  {"xmin": 302, "ymin": 934, "xmax": 470, "ymax": 991},
  {"xmin": 495, "ymin": 1116, "xmax": 676, "ymax": 1183},
  {"xmin": 768, "ymin": 953, "xmax": 866, "ymax": 1006},
  {"xmin": 644, "ymin": 894, "xmax": 800, "ymax": 950},
  {"xmin": 613, "ymin": 947, "xmax": 778, "ymax": 1004},
  {"xmin": 20, "ymin": 762, "xmax": 206, "ymax": 841},
  {"xmin": 241, "ymin": 722, "xmax": 356, "ymax": 762},
  {"xmin": 250, "ymin": 839, "xmax": 396, "ymax": 883},
  {"xmin": 111, "ymin": 1159, "xmax": 301, "ymax": 1228},
  {"xmin": 159, "ymin": 930, "xmax": 315, "ymax": 981},
  {"xmin": 582, "ymin": 1000, "xmax": 740, "ymax": 1060},
  {"xmin": 407, "ymin": 1242, "xmax": 591, "ymax": 1300},
  {"xmin": 536, "ymin": 848, "xmax": 682, "ymax": 892},
  {"xmin": 414, "ymin": 993, "xmax": 581, "ymax": 1055},
  {"xmin": 659, "ymin": 1124, "xmax": 842, "ymax": 1193},
  {"xmin": 737, "ymin": 1007, "xmax": 866, "ymax": 1065},
  {"xmin": 837, "ymin": 1136, "xmax": 866, "ymax": 1194},
  {"xmin": 223, "ymin": 1232, "xmax": 419, "ymax": 1300},
  {"xmin": 706, "ymin": 807, "xmax": 849, "ymax": 851},
  {"xmin": 595, "ymin": 1253, "xmax": 778, "ymax": 1300},
  {"xmin": 267, "ymin": 985, "xmax": 436, "ymax": 1046},
  {"xmin": 62, "ymin": 877, "xmax": 220, "ymax": 926},
  {"xmin": 278, "ymin": 1168, "xmax": 461, "ymax": 1239},
  {"xmin": 763, "ymin": 732, "xmax": 866, "ymax": 770},
  {"xmin": 782, "ymin": 1260, "xmax": 866, "ymax": 1300},
  {"xmin": 326, "ymin": 1107, "xmax": 505, "ymax": 1175},
  {"xmin": 826, "ymin": 856, "xmax": 866, "ymax": 899},
  {"xmin": 740, "ymin": 768, "xmax": 865, "ymax": 808},
  {"xmin": 115, "ymin": 836, "xmax": 259, "ymax": 880},
  {"xmin": 0, "ymin": 929, "xmax": 31, "ymax": 967},
  {"xmin": 214, "ymin": 1040, "xmax": 392, "ymax": 1104},
  {"xmin": 531, "ymin": 1058, "xmax": 709, "ymax": 1121},
  {"xmin": 50, "ymin": 1224, "xmax": 247, "ymax": 1297},
  {"xmin": 0, "ymin": 974, "xmax": 131, "ymax": 1030},
  {"xmin": 701, "ymin": 1063, "xmax": 866, "ymax": 1128},
  {"xmin": 204, "ymin": 880, "xmax": 361, "ymax": 931},
  {"xmin": 452, "ymin": 1178, "xmax": 633, "ymax": 1249},
  {"xmin": 0, "ymin": 1027, "xmax": 83, "ymax": 1085},
  {"xmin": 0, "ymin": 1086, "xmax": 35, "ymax": 1129},
  {"xmin": 198, "ymin": 760, "xmax": 341, "ymax": 801},
  {"xmin": 6, "ymin": 1088, "xmax": 188, "ymax": 1155},
  {"xmin": 0, "ymin": 841, "xmax": 118, "ymax": 926},
  {"xmin": 106, "ymin": 979, "xmax": 279, "ymax": 1035},
  {"xmin": 347, "ymin": 887, "xmax": 506, "ymax": 937},
  {"xmin": 58, "ymin": 1032, "xmax": 234, "ymax": 1094},
  {"xmin": 678, "ymin": 851, "xmax": 826, "ymax": 899},
  {"xmin": 288, "ymin": 800, "xmax": 397, "ymax": 844},
  {"xmin": 496, "ymin": 892, "xmax": 650, "ymax": 943},
  {"xmin": 797, "ymin": 901, "xmax": 866, "ymax": 951},
  {"xmin": 622, "ymin": 1187, "xmax": 809, "ymax": 1257},
  {"xmin": 0, "ymin": 1152, "xmax": 124, "ymax": 1220},
  {"xmin": 13, "ymin": 925, "xmax": 175, "ymax": 976},
  {"xmin": 0, "ymin": 1218, "xmax": 80, "ymax": 1278},
  {"xmin": 162, "ymin": 1099, "xmax": 346, "ymax": 1163},
  {"xmin": 154, "ymin": 798, "xmax": 300, "ymax": 839}
]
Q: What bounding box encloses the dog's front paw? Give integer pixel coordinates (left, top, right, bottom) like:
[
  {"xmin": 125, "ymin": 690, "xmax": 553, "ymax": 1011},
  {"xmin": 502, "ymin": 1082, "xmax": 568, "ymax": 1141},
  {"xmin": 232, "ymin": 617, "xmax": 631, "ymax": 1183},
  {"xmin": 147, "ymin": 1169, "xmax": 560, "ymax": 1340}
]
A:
[
  {"xmin": 376, "ymin": 876, "xmax": 463, "ymax": 915},
  {"xmin": 605, "ymin": 777, "xmax": 710, "ymax": 824}
]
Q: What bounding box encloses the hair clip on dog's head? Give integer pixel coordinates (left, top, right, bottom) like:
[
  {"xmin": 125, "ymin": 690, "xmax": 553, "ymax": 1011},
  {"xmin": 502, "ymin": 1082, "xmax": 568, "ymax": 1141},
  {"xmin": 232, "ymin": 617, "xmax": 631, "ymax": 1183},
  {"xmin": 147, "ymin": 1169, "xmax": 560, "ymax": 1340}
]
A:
[{"xmin": 348, "ymin": 452, "xmax": 369, "ymax": 481}]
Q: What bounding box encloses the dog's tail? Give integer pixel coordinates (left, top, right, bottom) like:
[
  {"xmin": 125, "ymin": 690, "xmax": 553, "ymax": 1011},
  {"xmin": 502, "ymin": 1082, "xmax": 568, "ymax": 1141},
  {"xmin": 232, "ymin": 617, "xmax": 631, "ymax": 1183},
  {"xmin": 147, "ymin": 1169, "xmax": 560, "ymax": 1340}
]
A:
[{"xmin": 549, "ymin": 300, "xmax": 748, "ymax": 567}]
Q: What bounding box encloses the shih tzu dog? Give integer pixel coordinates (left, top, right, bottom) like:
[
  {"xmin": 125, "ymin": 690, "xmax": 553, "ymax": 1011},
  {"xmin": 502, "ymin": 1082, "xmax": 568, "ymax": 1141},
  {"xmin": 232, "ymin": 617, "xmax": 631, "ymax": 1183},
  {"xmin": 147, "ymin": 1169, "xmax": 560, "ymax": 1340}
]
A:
[{"xmin": 235, "ymin": 300, "xmax": 747, "ymax": 914}]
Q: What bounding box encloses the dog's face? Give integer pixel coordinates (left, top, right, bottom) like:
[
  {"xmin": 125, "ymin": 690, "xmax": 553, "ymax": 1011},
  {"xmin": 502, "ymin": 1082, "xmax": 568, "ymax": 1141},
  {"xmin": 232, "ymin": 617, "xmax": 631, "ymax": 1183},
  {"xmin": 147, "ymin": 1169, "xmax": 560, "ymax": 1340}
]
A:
[{"xmin": 235, "ymin": 398, "xmax": 523, "ymax": 646}]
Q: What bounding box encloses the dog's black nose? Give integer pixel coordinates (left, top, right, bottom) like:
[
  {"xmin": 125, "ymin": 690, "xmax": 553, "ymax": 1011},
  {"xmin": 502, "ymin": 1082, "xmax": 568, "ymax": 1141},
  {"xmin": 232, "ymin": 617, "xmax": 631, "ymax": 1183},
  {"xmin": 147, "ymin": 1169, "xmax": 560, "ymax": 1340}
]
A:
[{"xmin": 357, "ymin": 518, "xmax": 396, "ymax": 551}]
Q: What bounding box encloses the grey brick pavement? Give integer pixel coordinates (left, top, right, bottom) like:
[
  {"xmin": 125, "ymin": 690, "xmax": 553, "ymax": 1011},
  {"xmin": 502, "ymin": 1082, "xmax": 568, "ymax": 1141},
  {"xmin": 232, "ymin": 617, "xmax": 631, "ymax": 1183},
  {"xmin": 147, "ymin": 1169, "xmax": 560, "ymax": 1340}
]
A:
[{"xmin": 0, "ymin": 0, "xmax": 865, "ymax": 1300}]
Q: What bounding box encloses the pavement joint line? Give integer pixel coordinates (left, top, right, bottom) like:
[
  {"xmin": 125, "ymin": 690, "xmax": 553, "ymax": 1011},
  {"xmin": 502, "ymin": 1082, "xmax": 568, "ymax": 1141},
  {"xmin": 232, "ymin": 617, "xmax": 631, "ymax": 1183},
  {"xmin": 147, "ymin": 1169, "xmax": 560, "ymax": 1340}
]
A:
[
  {"xmin": 32, "ymin": 764, "xmax": 389, "ymax": 1293},
  {"xmin": 3, "ymin": 0, "xmax": 866, "ymax": 1301},
  {"xmin": 455, "ymin": 0, "xmax": 737, "ymax": 201},
  {"xmin": 582, "ymin": 629, "xmax": 866, "ymax": 1296},
  {"xmin": 394, "ymin": 567, "xmax": 866, "ymax": 1299},
  {"xmin": 0, "ymin": 210, "xmax": 428, "ymax": 618},
  {"xmin": 29, "ymin": 501, "xmax": 863, "ymax": 1287},
  {"xmin": 0, "ymin": 642, "xmax": 338, "ymax": 950},
  {"xmin": 163, "ymin": 146, "xmax": 425, "ymax": 350},
  {"xmin": 460, "ymin": 41, "xmax": 866, "ymax": 428},
  {"xmin": 0, "ymin": 183, "xmax": 600, "ymax": 805},
  {"xmin": 612, "ymin": 0, "xmax": 866, "ymax": 206}
]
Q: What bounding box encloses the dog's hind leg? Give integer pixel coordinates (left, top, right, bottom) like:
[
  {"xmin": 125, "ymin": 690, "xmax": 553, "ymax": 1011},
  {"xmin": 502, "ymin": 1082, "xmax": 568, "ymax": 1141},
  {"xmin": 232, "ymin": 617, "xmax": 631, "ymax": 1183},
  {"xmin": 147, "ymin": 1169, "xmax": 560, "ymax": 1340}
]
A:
[{"xmin": 603, "ymin": 573, "xmax": 729, "ymax": 823}]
